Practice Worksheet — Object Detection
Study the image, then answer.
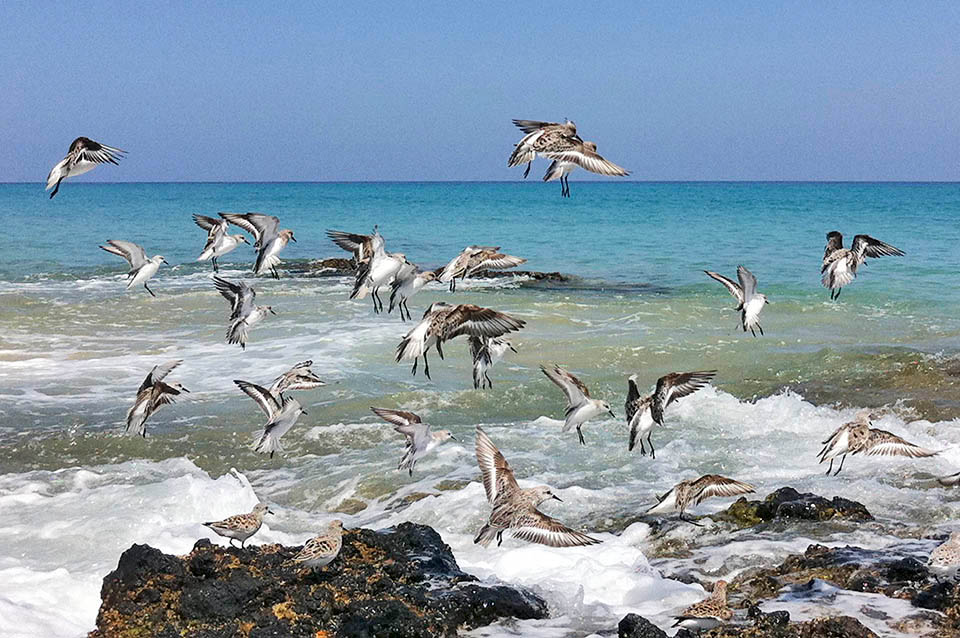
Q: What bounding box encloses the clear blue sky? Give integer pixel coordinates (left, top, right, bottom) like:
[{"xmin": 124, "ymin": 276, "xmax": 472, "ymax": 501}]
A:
[{"xmin": 3, "ymin": 2, "xmax": 959, "ymax": 182}]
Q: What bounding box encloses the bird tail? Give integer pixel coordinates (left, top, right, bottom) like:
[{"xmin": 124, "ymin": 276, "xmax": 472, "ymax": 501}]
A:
[
  {"xmin": 396, "ymin": 320, "xmax": 430, "ymax": 362},
  {"xmin": 251, "ymin": 429, "xmax": 284, "ymax": 455},
  {"xmin": 473, "ymin": 524, "xmax": 498, "ymax": 547},
  {"xmin": 227, "ymin": 319, "xmax": 249, "ymax": 348}
]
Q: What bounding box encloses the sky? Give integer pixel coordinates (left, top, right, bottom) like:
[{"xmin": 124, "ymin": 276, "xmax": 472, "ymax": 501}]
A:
[{"xmin": 3, "ymin": 2, "xmax": 960, "ymax": 182}]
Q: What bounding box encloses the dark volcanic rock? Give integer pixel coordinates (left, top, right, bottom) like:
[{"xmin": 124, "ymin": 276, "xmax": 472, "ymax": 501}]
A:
[
  {"xmin": 717, "ymin": 487, "xmax": 872, "ymax": 527},
  {"xmin": 701, "ymin": 615, "xmax": 878, "ymax": 637},
  {"xmin": 294, "ymin": 258, "xmax": 572, "ymax": 283},
  {"xmin": 618, "ymin": 613, "xmax": 668, "ymax": 638},
  {"xmin": 90, "ymin": 522, "xmax": 547, "ymax": 638}
]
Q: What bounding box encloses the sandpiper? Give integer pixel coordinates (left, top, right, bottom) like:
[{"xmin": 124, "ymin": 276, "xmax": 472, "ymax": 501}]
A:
[
  {"xmin": 193, "ymin": 214, "xmax": 249, "ymax": 272},
  {"xmin": 370, "ymin": 407, "xmax": 456, "ymax": 475},
  {"xmin": 508, "ymin": 119, "xmax": 580, "ymax": 179},
  {"xmin": 541, "ymin": 140, "xmax": 630, "ymax": 197},
  {"xmin": 928, "ymin": 531, "xmax": 960, "ymax": 582},
  {"xmin": 646, "ymin": 475, "xmax": 755, "ymax": 525},
  {"xmin": 626, "ymin": 371, "xmax": 717, "ymax": 458},
  {"xmin": 469, "ymin": 336, "xmax": 517, "ymax": 389},
  {"xmin": 235, "ymin": 380, "xmax": 306, "ymax": 458},
  {"xmin": 99, "ymin": 240, "xmax": 168, "ymax": 297},
  {"xmin": 203, "ymin": 503, "xmax": 273, "ymax": 548},
  {"xmin": 541, "ymin": 365, "xmax": 615, "ymax": 445},
  {"xmin": 818, "ymin": 412, "xmax": 937, "ymax": 475},
  {"xmin": 213, "ymin": 276, "xmax": 275, "ymax": 350},
  {"xmin": 474, "ymin": 426, "xmax": 600, "ymax": 548},
  {"xmin": 439, "ymin": 246, "xmax": 527, "ymax": 292},
  {"xmin": 221, "ymin": 213, "xmax": 296, "ymax": 279},
  {"xmin": 287, "ymin": 520, "xmax": 344, "ymax": 569},
  {"xmin": 704, "ymin": 265, "xmax": 769, "ymax": 336},
  {"xmin": 46, "ymin": 136, "xmax": 125, "ymax": 198},
  {"xmin": 351, "ymin": 239, "xmax": 406, "ymax": 313},
  {"xmin": 938, "ymin": 472, "xmax": 960, "ymax": 487},
  {"xmin": 396, "ymin": 302, "xmax": 525, "ymax": 379},
  {"xmin": 389, "ymin": 267, "xmax": 438, "ymax": 321},
  {"xmin": 672, "ymin": 581, "xmax": 732, "ymax": 633},
  {"xmin": 126, "ymin": 360, "xmax": 189, "ymax": 437},
  {"xmin": 269, "ymin": 360, "xmax": 326, "ymax": 396},
  {"xmin": 822, "ymin": 232, "xmax": 904, "ymax": 300}
]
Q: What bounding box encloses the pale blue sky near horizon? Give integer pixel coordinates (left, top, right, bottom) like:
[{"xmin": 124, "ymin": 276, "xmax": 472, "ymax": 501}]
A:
[{"xmin": 3, "ymin": 2, "xmax": 959, "ymax": 183}]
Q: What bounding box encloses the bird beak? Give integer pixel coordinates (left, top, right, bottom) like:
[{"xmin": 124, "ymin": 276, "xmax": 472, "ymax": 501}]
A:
[
  {"xmin": 269, "ymin": 308, "xmax": 277, "ymax": 315},
  {"xmin": 552, "ymin": 495, "xmax": 563, "ymax": 502},
  {"xmin": 301, "ymin": 409, "xmax": 308, "ymax": 415},
  {"xmin": 608, "ymin": 410, "xmax": 616, "ymax": 419},
  {"xmin": 181, "ymin": 387, "xmax": 191, "ymax": 393},
  {"xmin": 509, "ymin": 345, "xmax": 518, "ymax": 354},
  {"xmin": 162, "ymin": 259, "xmax": 169, "ymax": 265},
  {"xmin": 267, "ymin": 509, "xmax": 275, "ymax": 515},
  {"xmin": 450, "ymin": 435, "xmax": 458, "ymax": 441},
  {"xmin": 290, "ymin": 236, "xmax": 297, "ymax": 242}
]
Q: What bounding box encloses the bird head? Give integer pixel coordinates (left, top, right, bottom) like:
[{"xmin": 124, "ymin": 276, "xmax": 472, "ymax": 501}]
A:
[
  {"xmin": 435, "ymin": 430, "xmax": 456, "ymax": 442},
  {"xmin": 253, "ymin": 503, "xmax": 273, "ymax": 516},
  {"xmin": 237, "ymin": 235, "xmax": 251, "ymax": 244},
  {"xmin": 601, "ymin": 401, "xmax": 616, "ymax": 419},
  {"xmin": 532, "ymin": 486, "xmax": 562, "ymax": 505}
]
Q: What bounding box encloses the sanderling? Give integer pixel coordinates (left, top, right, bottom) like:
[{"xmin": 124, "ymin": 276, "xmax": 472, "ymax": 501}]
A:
[
  {"xmin": 287, "ymin": 520, "xmax": 344, "ymax": 569},
  {"xmin": 326, "ymin": 227, "xmax": 382, "ymax": 265},
  {"xmin": 822, "ymin": 232, "xmax": 905, "ymax": 300},
  {"xmin": 221, "ymin": 213, "xmax": 296, "ymax": 279},
  {"xmin": 928, "ymin": 531, "xmax": 960, "ymax": 581},
  {"xmin": 474, "ymin": 426, "xmax": 600, "ymax": 548},
  {"xmin": 351, "ymin": 240, "xmax": 406, "ymax": 313},
  {"xmin": 193, "ymin": 214, "xmax": 249, "ymax": 273},
  {"xmin": 541, "ymin": 139, "xmax": 630, "ymax": 197},
  {"xmin": 541, "ymin": 365, "xmax": 616, "ymax": 446},
  {"xmin": 203, "ymin": 503, "xmax": 273, "ymax": 548},
  {"xmin": 508, "ymin": 119, "xmax": 580, "ymax": 179},
  {"xmin": 213, "ymin": 276, "xmax": 275, "ymax": 350},
  {"xmin": 626, "ymin": 370, "xmax": 717, "ymax": 458},
  {"xmin": 235, "ymin": 380, "xmax": 307, "ymax": 458},
  {"xmin": 439, "ymin": 246, "xmax": 527, "ymax": 292},
  {"xmin": 270, "ymin": 360, "xmax": 326, "ymax": 396},
  {"xmin": 672, "ymin": 580, "xmax": 732, "ymax": 633},
  {"xmin": 389, "ymin": 268, "xmax": 438, "ymax": 321},
  {"xmin": 126, "ymin": 360, "xmax": 189, "ymax": 437},
  {"xmin": 370, "ymin": 407, "xmax": 456, "ymax": 475},
  {"xmin": 46, "ymin": 136, "xmax": 125, "ymax": 198},
  {"xmin": 99, "ymin": 240, "xmax": 168, "ymax": 297},
  {"xmin": 818, "ymin": 412, "xmax": 937, "ymax": 476},
  {"xmin": 469, "ymin": 336, "xmax": 517, "ymax": 389},
  {"xmin": 704, "ymin": 265, "xmax": 769, "ymax": 336},
  {"xmin": 938, "ymin": 472, "xmax": 960, "ymax": 487},
  {"xmin": 646, "ymin": 475, "xmax": 756, "ymax": 525},
  {"xmin": 396, "ymin": 302, "xmax": 525, "ymax": 379}
]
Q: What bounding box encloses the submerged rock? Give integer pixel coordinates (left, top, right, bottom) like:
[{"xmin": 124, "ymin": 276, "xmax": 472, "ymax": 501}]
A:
[
  {"xmin": 716, "ymin": 487, "xmax": 872, "ymax": 528},
  {"xmin": 89, "ymin": 522, "xmax": 547, "ymax": 638},
  {"xmin": 618, "ymin": 613, "xmax": 667, "ymax": 638}
]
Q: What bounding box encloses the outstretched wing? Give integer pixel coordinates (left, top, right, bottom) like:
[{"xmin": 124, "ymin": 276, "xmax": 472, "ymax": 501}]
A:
[
  {"xmin": 690, "ymin": 475, "xmax": 755, "ymax": 505},
  {"xmin": 652, "ymin": 370, "xmax": 717, "ymax": 423},
  {"xmin": 234, "ymin": 380, "xmax": 281, "ymax": 420},
  {"xmin": 213, "ymin": 276, "xmax": 254, "ymax": 318},
  {"xmin": 221, "ymin": 213, "xmax": 279, "ymax": 244},
  {"xmin": 71, "ymin": 137, "xmax": 126, "ymax": 166},
  {"xmin": 542, "ymin": 145, "xmax": 629, "ymax": 177},
  {"xmin": 193, "ymin": 214, "xmax": 223, "ymax": 233},
  {"xmin": 736, "ymin": 265, "xmax": 758, "ymax": 303},
  {"xmin": 467, "ymin": 252, "xmax": 527, "ymax": 276},
  {"xmin": 512, "ymin": 119, "xmax": 563, "ymax": 134},
  {"xmin": 370, "ymin": 407, "xmax": 423, "ymax": 438},
  {"xmin": 851, "ymin": 235, "xmax": 905, "ymax": 260},
  {"xmin": 861, "ymin": 429, "xmax": 937, "ymax": 458},
  {"xmin": 444, "ymin": 304, "xmax": 526, "ymax": 340},
  {"xmin": 510, "ymin": 509, "xmax": 602, "ymax": 548},
  {"xmin": 704, "ymin": 270, "xmax": 744, "ymax": 304},
  {"xmin": 139, "ymin": 359, "xmax": 183, "ymax": 393},
  {"xmin": 541, "ymin": 364, "xmax": 590, "ymax": 406},
  {"xmin": 475, "ymin": 426, "xmax": 519, "ymax": 504},
  {"xmin": 100, "ymin": 240, "xmax": 148, "ymax": 270}
]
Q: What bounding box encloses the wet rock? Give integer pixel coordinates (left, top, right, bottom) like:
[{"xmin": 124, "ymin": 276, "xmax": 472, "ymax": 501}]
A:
[
  {"xmin": 702, "ymin": 615, "xmax": 877, "ymax": 637},
  {"xmin": 717, "ymin": 487, "xmax": 872, "ymax": 528},
  {"xmin": 90, "ymin": 522, "xmax": 547, "ymax": 638},
  {"xmin": 618, "ymin": 613, "xmax": 668, "ymax": 638}
]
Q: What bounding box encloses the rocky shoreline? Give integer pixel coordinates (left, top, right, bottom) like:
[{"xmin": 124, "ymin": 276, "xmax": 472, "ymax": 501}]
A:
[{"xmin": 291, "ymin": 257, "xmax": 572, "ymax": 283}]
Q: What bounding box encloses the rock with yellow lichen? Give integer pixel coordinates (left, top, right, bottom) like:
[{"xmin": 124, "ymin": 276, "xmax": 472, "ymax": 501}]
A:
[{"xmin": 88, "ymin": 522, "xmax": 547, "ymax": 638}]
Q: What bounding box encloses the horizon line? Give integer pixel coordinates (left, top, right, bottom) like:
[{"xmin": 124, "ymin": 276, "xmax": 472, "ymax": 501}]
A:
[{"xmin": 3, "ymin": 179, "xmax": 960, "ymax": 185}]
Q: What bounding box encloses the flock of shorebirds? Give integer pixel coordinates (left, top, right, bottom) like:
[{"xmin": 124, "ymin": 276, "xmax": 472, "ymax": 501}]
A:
[{"xmin": 44, "ymin": 129, "xmax": 958, "ymax": 634}]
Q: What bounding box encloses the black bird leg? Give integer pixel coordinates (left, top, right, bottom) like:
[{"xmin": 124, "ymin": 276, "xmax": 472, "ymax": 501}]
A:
[
  {"xmin": 423, "ymin": 352, "xmax": 431, "ymax": 379},
  {"xmin": 640, "ymin": 440, "xmax": 647, "ymax": 456},
  {"xmin": 144, "ymin": 283, "xmax": 157, "ymax": 297},
  {"xmin": 50, "ymin": 179, "xmax": 63, "ymax": 198},
  {"xmin": 833, "ymin": 454, "xmax": 846, "ymax": 476},
  {"xmin": 212, "ymin": 257, "xmax": 219, "ymax": 272},
  {"xmin": 522, "ymin": 162, "xmax": 531, "ymax": 179},
  {"xmin": 436, "ymin": 341, "xmax": 445, "ymax": 360},
  {"xmin": 411, "ymin": 358, "xmax": 418, "ymax": 376},
  {"xmin": 577, "ymin": 425, "xmax": 586, "ymax": 445},
  {"xmin": 825, "ymin": 459, "xmax": 834, "ymax": 476},
  {"xmin": 647, "ymin": 434, "xmax": 656, "ymax": 459},
  {"xmin": 484, "ymin": 372, "xmax": 493, "ymax": 388},
  {"xmin": 497, "ymin": 530, "xmax": 504, "ymax": 546},
  {"xmin": 680, "ymin": 512, "xmax": 704, "ymax": 527}
]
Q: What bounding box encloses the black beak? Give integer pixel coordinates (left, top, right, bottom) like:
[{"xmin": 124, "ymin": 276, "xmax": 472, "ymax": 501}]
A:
[
  {"xmin": 269, "ymin": 308, "xmax": 277, "ymax": 315},
  {"xmin": 301, "ymin": 409, "xmax": 308, "ymax": 415},
  {"xmin": 290, "ymin": 236, "xmax": 297, "ymax": 242},
  {"xmin": 608, "ymin": 410, "xmax": 616, "ymax": 419},
  {"xmin": 181, "ymin": 387, "xmax": 191, "ymax": 393},
  {"xmin": 509, "ymin": 345, "xmax": 518, "ymax": 354},
  {"xmin": 267, "ymin": 509, "xmax": 275, "ymax": 515},
  {"xmin": 552, "ymin": 495, "xmax": 563, "ymax": 502},
  {"xmin": 450, "ymin": 435, "xmax": 458, "ymax": 441},
  {"xmin": 162, "ymin": 259, "xmax": 169, "ymax": 265}
]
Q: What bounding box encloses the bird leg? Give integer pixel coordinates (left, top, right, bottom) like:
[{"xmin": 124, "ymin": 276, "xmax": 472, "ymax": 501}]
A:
[
  {"xmin": 423, "ymin": 352, "xmax": 431, "ymax": 379},
  {"xmin": 241, "ymin": 538, "xmax": 246, "ymax": 549},
  {"xmin": 825, "ymin": 459, "xmax": 834, "ymax": 476},
  {"xmin": 50, "ymin": 179, "xmax": 63, "ymax": 199},
  {"xmin": 647, "ymin": 434, "xmax": 656, "ymax": 459},
  {"xmin": 144, "ymin": 283, "xmax": 157, "ymax": 297},
  {"xmin": 640, "ymin": 440, "xmax": 647, "ymax": 456},
  {"xmin": 371, "ymin": 291, "xmax": 380, "ymax": 314},
  {"xmin": 484, "ymin": 372, "xmax": 493, "ymax": 388},
  {"xmin": 680, "ymin": 512, "xmax": 704, "ymax": 527},
  {"xmin": 449, "ymin": 278, "xmax": 456, "ymax": 293},
  {"xmin": 436, "ymin": 341, "xmax": 445, "ymax": 360},
  {"xmin": 411, "ymin": 357, "xmax": 418, "ymax": 376},
  {"xmin": 834, "ymin": 288, "xmax": 842, "ymax": 300},
  {"xmin": 523, "ymin": 162, "xmax": 531, "ymax": 179},
  {"xmin": 497, "ymin": 530, "xmax": 504, "ymax": 546},
  {"xmin": 833, "ymin": 454, "xmax": 846, "ymax": 476},
  {"xmin": 212, "ymin": 257, "xmax": 219, "ymax": 273},
  {"xmin": 271, "ymin": 265, "xmax": 280, "ymax": 280},
  {"xmin": 229, "ymin": 538, "xmax": 237, "ymax": 548},
  {"xmin": 577, "ymin": 424, "xmax": 586, "ymax": 445}
]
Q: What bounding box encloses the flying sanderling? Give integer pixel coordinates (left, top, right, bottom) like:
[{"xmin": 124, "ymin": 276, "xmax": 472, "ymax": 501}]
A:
[
  {"xmin": 213, "ymin": 276, "xmax": 275, "ymax": 350},
  {"xmin": 326, "ymin": 227, "xmax": 382, "ymax": 265},
  {"xmin": 221, "ymin": 213, "xmax": 296, "ymax": 279},
  {"xmin": 269, "ymin": 360, "xmax": 326, "ymax": 396},
  {"xmin": 389, "ymin": 268, "xmax": 438, "ymax": 321},
  {"xmin": 99, "ymin": 240, "xmax": 168, "ymax": 297},
  {"xmin": 46, "ymin": 136, "xmax": 126, "ymax": 198},
  {"xmin": 287, "ymin": 520, "xmax": 344, "ymax": 569},
  {"xmin": 474, "ymin": 426, "xmax": 600, "ymax": 548},
  {"xmin": 508, "ymin": 119, "xmax": 580, "ymax": 179},
  {"xmin": 541, "ymin": 365, "xmax": 616, "ymax": 445},
  {"xmin": 469, "ymin": 336, "xmax": 517, "ymax": 389},
  {"xmin": 126, "ymin": 360, "xmax": 189, "ymax": 437},
  {"xmin": 704, "ymin": 265, "xmax": 769, "ymax": 336},
  {"xmin": 541, "ymin": 139, "xmax": 630, "ymax": 197},
  {"xmin": 351, "ymin": 241, "xmax": 406, "ymax": 313},
  {"xmin": 193, "ymin": 214, "xmax": 249, "ymax": 273},
  {"xmin": 818, "ymin": 412, "xmax": 937, "ymax": 476},
  {"xmin": 928, "ymin": 531, "xmax": 960, "ymax": 582},
  {"xmin": 672, "ymin": 580, "xmax": 732, "ymax": 633},
  {"xmin": 646, "ymin": 475, "xmax": 756, "ymax": 525},
  {"xmin": 625, "ymin": 370, "xmax": 717, "ymax": 458},
  {"xmin": 821, "ymin": 231, "xmax": 905, "ymax": 300},
  {"xmin": 438, "ymin": 245, "xmax": 527, "ymax": 292},
  {"xmin": 370, "ymin": 407, "xmax": 456, "ymax": 475},
  {"xmin": 396, "ymin": 302, "xmax": 525, "ymax": 379},
  {"xmin": 203, "ymin": 503, "xmax": 273, "ymax": 548},
  {"xmin": 235, "ymin": 380, "xmax": 307, "ymax": 458}
]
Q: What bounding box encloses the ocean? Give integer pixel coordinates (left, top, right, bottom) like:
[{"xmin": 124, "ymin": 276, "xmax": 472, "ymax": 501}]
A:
[{"xmin": 1, "ymin": 181, "xmax": 959, "ymax": 637}]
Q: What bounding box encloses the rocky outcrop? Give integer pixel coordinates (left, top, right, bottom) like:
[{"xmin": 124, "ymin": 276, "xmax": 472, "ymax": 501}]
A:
[
  {"xmin": 716, "ymin": 487, "xmax": 873, "ymax": 528},
  {"xmin": 89, "ymin": 522, "xmax": 547, "ymax": 638},
  {"xmin": 617, "ymin": 612, "xmax": 878, "ymax": 638},
  {"xmin": 294, "ymin": 258, "xmax": 572, "ymax": 283}
]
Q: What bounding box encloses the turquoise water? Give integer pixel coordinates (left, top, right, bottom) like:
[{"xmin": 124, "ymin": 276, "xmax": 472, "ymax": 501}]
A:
[{"xmin": 1, "ymin": 182, "xmax": 959, "ymax": 637}]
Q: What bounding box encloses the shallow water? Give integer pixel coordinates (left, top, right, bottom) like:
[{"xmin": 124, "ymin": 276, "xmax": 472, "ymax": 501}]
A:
[{"xmin": 1, "ymin": 182, "xmax": 959, "ymax": 637}]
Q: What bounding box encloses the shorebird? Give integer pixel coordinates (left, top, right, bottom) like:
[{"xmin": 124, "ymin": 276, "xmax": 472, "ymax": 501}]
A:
[
  {"xmin": 235, "ymin": 380, "xmax": 306, "ymax": 458},
  {"xmin": 203, "ymin": 503, "xmax": 273, "ymax": 548},
  {"xmin": 469, "ymin": 336, "xmax": 517, "ymax": 389},
  {"xmin": 938, "ymin": 472, "xmax": 960, "ymax": 487},
  {"xmin": 439, "ymin": 246, "xmax": 527, "ymax": 292},
  {"xmin": 821, "ymin": 232, "xmax": 905, "ymax": 300},
  {"xmin": 541, "ymin": 365, "xmax": 615, "ymax": 445},
  {"xmin": 351, "ymin": 243, "xmax": 406, "ymax": 313},
  {"xmin": 672, "ymin": 581, "xmax": 732, "ymax": 633},
  {"xmin": 126, "ymin": 360, "xmax": 189, "ymax": 437},
  {"xmin": 287, "ymin": 520, "xmax": 344, "ymax": 569},
  {"xmin": 46, "ymin": 136, "xmax": 125, "ymax": 198},
  {"xmin": 389, "ymin": 267, "xmax": 438, "ymax": 321},
  {"xmin": 396, "ymin": 302, "xmax": 525, "ymax": 380},
  {"xmin": 928, "ymin": 532, "xmax": 960, "ymax": 582},
  {"xmin": 508, "ymin": 119, "xmax": 580, "ymax": 179},
  {"xmin": 625, "ymin": 371, "xmax": 717, "ymax": 458},
  {"xmin": 541, "ymin": 139, "xmax": 630, "ymax": 197},
  {"xmin": 193, "ymin": 214, "xmax": 250, "ymax": 272},
  {"xmin": 704, "ymin": 265, "xmax": 769, "ymax": 336},
  {"xmin": 818, "ymin": 412, "xmax": 937, "ymax": 476},
  {"xmin": 645, "ymin": 475, "xmax": 756, "ymax": 525},
  {"xmin": 99, "ymin": 240, "xmax": 168, "ymax": 297},
  {"xmin": 213, "ymin": 276, "xmax": 275, "ymax": 350},
  {"xmin": 221, "ymin": 213, "xmax": 296, "ymax": 279},
  {"xmin": 326, "ymin": 227, "xmax": 383, "ymax": 265},
  {"xmin": 269, "ymin": 360, "xmax": 326, "ymax": 396},
  {"xmin": 474, "ymin": 426, "xmax": 600, "ymax": 548},
  {"xmin": 370, "ymin": 407, "xmax": 456, "ymax": 475}
]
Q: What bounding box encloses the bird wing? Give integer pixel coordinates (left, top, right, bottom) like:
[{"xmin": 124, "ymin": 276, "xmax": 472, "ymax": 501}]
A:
[
  {"xmin": 823, "ymin": 231, "xmax": 844, "ymax": 261},
  {"xmin": 736, "ymin": 266, "xmax": 758, "ymax": 302},
  {"xmin": 213, "ymin": 276, "xmax": 254, "ymax": 318},
  {"xmin": 101, "ymin": 240, "xmax": 148, "ymax": 270},
  {"xmin": 690, "ymin": 475, "xmax": 756, "ymax": 505},
  {"xmin": 541, "ymin": 364, "xmax": 590, "ymax": 406},
  {"xmin": 139, "ymin": 359, "xmax": 183, "ymax": 393},
  {"xmin": 653, "ymin": 370, "xmax": 717, "ymax": 422},
  {"xmin": 467, "ymin": 253, "xmax": 527, "ymax": 276},
  {"xmin": 234, "ymin": 380, "xmax": 281, "ymax": 420},
  {"xmin": 512, "ymin": 119, "xmax": 563, "ymax": 134},
  {"xmin": 542, "ymin": 146, "xmax": 630, "ymax": 177},
  {"xmin": 71, "ymin": 137, "xmax": 126, "ymax": 166},
  {"xmin": 625, "ymin": 375, "xmax": 642, "ymax": 422},
  {"xmin": 326, "ymin": 229, "xmax": 373, "ymax": 255},
  {"xmin": 475, "ymin": 426, "xmax": 519, "ymax": 504},
  {"xmin": 438, "ymin": 249, "xmax": 471, "ymax": 282},
  {"xmin": 221, "ymin": 213, "xmax": 278, "ymax": 243},
  {"xmin": 370, "ymin": 407, "xmax": 424, "ymax": 440},
  {"xmin": 444, "ymin": 304, "xmax": 526, "ymax": 340},
  {"xmin": 511, "ymin": 509, "xmax": 601, "ymax": 547},
  {"xmin": 152, "ymin": 382, "xmax": 183, "ymax": 407},
  {"xmin": 704, "ymin": 270, "xmax": 744, "ymax": 304},
  {"xmin": 861, "ymin": 429, "xmax": 937, "ymax": 458},
  {"xmin": 193, "ymin": 214, "xmax": 224, "ymax": 234},
  {"xmin": 851, "ymin": 235, "xmax": 905, "ymax": 260}
]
